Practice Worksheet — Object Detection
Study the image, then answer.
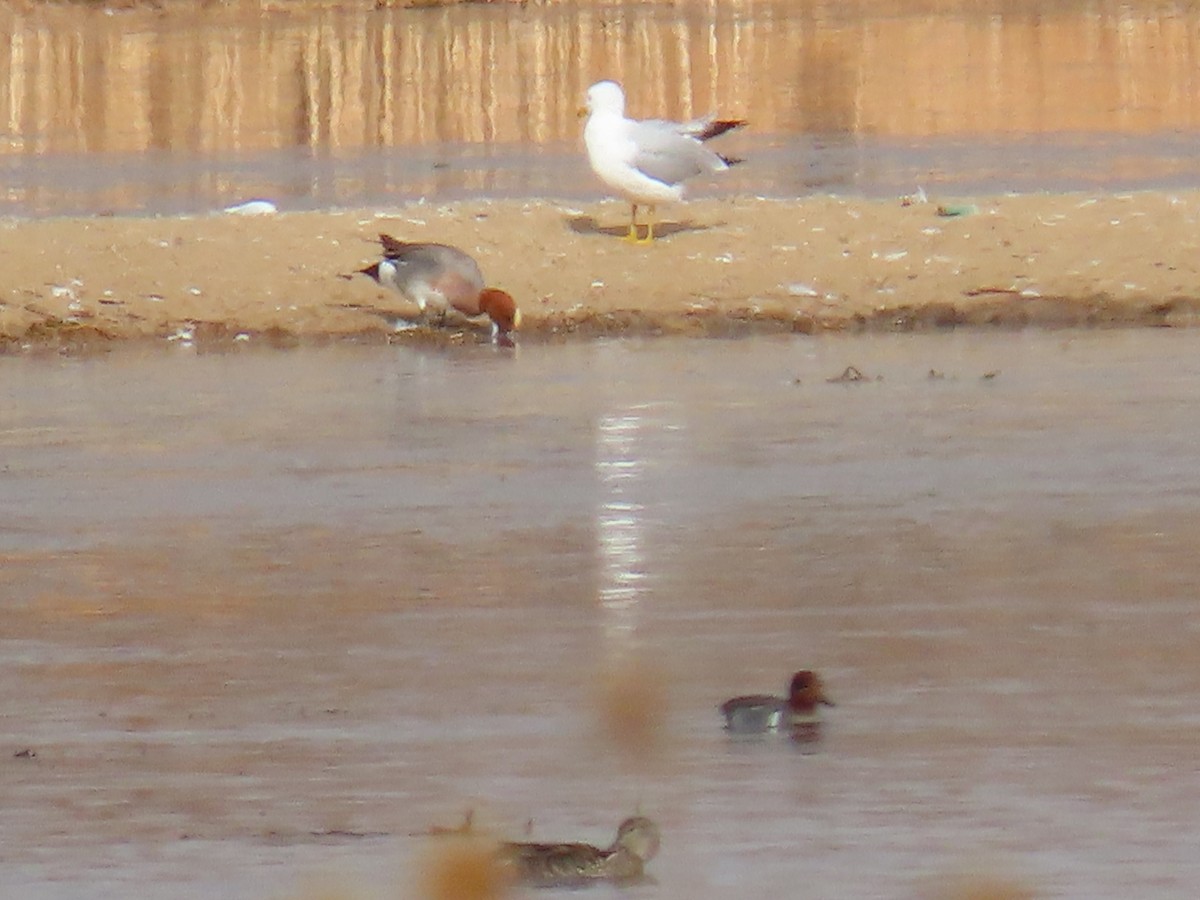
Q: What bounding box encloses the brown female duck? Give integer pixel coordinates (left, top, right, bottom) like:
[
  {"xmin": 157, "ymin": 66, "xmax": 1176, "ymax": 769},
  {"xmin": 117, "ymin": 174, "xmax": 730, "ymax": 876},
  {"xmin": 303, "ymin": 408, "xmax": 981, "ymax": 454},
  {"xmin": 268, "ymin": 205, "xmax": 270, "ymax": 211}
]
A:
[{"xmin": 497, "ymin": 816, "xmax": 660, "ymax": 887}]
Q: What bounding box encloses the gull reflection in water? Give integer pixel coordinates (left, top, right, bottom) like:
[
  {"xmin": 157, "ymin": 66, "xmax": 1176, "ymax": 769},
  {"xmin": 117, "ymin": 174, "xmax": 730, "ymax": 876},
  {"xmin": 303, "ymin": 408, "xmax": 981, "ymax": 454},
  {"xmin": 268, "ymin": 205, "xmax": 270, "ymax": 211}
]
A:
[
  {"xmin": 595, "ymin": 411, "xmax": 651, "ymax": 646},
  {"xmin": 594, "ymin": 407, "xmax": 678, "ymax": 756}
]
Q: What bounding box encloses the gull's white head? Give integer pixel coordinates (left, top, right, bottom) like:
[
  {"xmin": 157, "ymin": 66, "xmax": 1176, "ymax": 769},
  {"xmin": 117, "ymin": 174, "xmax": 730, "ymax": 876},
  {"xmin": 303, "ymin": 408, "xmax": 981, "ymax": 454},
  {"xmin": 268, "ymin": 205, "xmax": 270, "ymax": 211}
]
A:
[{"xmin": 586, "ymin": 80, "xmax": 626, "ymax": 117}]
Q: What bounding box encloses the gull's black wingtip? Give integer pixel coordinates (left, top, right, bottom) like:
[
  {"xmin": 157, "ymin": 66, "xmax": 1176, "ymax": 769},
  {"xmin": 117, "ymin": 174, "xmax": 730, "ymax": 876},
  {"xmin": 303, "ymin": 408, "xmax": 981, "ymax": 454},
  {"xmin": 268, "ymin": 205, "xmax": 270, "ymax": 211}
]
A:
[{"xmin": 697, "ymin": 118, "xmax": 748, "ymax": 141}]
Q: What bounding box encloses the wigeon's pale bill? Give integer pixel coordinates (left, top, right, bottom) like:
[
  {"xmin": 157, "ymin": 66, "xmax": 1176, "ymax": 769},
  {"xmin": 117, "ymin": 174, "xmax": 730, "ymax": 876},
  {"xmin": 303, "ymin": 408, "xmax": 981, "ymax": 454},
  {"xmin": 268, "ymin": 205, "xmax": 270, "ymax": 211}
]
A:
[
  {"xmin": 720, "ymin": 670, "xmax": 835, "ymax": 734},
  {"xmin": 496, "ymin": 816, "xmax": 660, "ymax": 887},
  {"xmin": 582, "ymin": 79, "xmax": 745, "ymax": 244},
  {"xmin": 357, "ymin": 234, "xmax": 521, "ymax": 341}
]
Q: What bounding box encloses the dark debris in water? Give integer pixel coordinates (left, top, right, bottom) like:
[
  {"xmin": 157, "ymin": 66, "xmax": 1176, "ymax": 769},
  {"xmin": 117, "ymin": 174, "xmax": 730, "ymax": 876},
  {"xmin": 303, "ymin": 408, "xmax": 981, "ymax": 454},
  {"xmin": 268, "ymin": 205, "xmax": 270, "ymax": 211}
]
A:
[
  {"xmin": 414, "ymin": 810, "xmax": 477, "ymax": 838},
  {"xmin": 827, "ymin": 365, "xmax": 879, "ymax": 383},
  {"xmin": 261, "ymin": 828, "xmax": 391, "ymax": 845}
]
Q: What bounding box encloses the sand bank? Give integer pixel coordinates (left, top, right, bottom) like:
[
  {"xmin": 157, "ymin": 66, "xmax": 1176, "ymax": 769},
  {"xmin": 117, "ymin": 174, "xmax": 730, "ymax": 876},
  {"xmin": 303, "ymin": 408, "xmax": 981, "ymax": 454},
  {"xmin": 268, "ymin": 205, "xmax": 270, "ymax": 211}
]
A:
[{"xmin": 3, "ymin": 190, "xmax": 1200, "ymax": 351}]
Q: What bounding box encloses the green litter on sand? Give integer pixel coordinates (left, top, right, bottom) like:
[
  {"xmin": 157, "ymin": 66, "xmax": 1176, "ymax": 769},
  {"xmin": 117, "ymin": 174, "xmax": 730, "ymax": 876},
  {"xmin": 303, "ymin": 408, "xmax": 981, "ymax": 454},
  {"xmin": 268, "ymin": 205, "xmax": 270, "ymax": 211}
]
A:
[{"xmin": 936, "ymin": 203, "xmax": 980, "ymax": 217}]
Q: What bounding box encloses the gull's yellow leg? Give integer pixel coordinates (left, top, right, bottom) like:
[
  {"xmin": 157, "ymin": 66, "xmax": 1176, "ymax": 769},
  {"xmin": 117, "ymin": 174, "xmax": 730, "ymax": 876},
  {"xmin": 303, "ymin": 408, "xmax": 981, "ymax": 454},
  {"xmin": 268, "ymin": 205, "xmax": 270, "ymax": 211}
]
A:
[
  {"xmin": 623, "ymin": 203, "xmax": 640, "ymax": 242},
  {"xmin": 636, "ymin": 205, "xmax": 657, "ymax": 244}
]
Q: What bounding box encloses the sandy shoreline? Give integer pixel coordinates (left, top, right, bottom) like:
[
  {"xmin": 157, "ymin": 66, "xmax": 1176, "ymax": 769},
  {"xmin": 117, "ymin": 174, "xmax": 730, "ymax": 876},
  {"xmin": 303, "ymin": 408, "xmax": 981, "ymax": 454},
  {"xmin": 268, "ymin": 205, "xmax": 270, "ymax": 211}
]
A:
[{"xmin": 4, "ymin": 190, "xmax": 1200, "ymax": 351}]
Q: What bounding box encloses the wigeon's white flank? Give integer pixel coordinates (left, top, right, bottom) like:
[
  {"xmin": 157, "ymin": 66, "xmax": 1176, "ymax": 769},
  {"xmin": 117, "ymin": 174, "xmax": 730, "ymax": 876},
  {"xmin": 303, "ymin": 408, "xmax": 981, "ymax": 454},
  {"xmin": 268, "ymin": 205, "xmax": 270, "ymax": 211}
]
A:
[
  {"xmin": 497, "ymin": 816, "xmax": 660, "ymax": 887},
  {"xmin": 720, "ymin": 670, "xmax": 835, "ymax": 734},
  {"xmin": 583, "ymin": 79, "xmax": 745, "ymax": 243},
  {"xmin": 358, "ymin": 234, "xmax": 521, "ymax": 342}
]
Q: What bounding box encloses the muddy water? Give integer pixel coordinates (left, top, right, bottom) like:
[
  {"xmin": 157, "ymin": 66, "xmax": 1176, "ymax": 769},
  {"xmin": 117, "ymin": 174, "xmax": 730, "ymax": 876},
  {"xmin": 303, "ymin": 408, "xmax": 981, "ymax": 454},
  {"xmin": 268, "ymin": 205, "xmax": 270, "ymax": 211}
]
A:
[
  {"xmin": 3, "ymin": 1, "xmax": 1200, "ymax": 214},
  {"xmin": 4, "ymin": 330, "xmax": 1200, "ymax": 898}
]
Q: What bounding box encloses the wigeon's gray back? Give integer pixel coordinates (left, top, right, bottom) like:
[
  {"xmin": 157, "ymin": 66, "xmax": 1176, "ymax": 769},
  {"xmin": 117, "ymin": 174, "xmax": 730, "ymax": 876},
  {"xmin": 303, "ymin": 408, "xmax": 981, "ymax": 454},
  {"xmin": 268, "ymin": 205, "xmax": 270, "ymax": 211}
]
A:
[
  {"xmin": 369, "ymin": 236, "xmax": 485, "ymax": 315},
  {"xmin": 497, "ymin": 816, "xmax": 660, "ymax": 887}
]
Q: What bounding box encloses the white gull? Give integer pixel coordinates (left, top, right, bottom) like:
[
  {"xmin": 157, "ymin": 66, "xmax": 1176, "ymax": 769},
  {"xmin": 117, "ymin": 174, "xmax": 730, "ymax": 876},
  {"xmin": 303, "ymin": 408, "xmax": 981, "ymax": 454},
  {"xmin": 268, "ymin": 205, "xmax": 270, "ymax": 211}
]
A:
[{"xmin": 582, "ymin": 79, "xmax": 746, "ymax": 243}]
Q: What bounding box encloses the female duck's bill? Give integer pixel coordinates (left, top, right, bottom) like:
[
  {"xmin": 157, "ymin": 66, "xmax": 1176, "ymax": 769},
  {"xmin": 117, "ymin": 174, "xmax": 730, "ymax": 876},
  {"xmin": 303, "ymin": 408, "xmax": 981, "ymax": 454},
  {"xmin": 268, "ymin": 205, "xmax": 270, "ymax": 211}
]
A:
[
  {"xmin": 496, "ymin": 816, "xmax": 660, "ymax": 887},
  {"xmin": 719, "ymin": 670, "xmax": 835, "ymax": 736},
  {"xmin": 357, "ymin": 233, "xmax": 521, "ymax": 343}
]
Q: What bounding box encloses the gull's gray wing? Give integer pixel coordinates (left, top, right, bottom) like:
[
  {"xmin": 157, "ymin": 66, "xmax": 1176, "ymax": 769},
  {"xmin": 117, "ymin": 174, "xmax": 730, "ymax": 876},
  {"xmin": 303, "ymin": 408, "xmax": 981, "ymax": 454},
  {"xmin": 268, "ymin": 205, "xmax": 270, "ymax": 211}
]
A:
[{"xmin": 627, "ymin": 119, "xmax": 729, "ymax": 186}]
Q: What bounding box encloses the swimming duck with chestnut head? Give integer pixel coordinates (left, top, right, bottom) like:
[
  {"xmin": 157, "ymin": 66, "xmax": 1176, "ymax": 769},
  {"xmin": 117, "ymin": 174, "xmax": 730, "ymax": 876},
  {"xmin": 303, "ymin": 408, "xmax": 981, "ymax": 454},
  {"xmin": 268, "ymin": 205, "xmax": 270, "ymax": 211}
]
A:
[
  {"xmin": 497, "ymin": 816, "xmax": 660, "ymax": 887},
  {"xmin": 720, "ymin": 670, "xmax": 835, "ymax": 734}
]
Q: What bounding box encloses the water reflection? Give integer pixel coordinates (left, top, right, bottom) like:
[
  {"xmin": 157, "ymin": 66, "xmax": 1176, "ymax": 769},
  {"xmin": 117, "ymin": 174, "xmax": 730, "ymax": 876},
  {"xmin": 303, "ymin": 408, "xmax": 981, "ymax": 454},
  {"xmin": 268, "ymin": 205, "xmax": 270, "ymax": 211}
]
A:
[
  {"xmin": 5, "ymin": 1, "xmax": 1198, "ymax": 155},
  {"xmin": 595, "ymin": 410, "xmax": 649, "ymax": 644},
  {"xmin": 2, "ymin": 1, "xmax": 1200, "ymax": 213}
]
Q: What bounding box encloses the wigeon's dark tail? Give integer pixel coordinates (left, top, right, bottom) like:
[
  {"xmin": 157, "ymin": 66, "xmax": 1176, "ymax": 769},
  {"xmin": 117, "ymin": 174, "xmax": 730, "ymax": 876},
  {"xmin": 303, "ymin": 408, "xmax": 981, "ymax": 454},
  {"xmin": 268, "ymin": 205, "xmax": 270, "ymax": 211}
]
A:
[
  {"xmin": 337, "ymin": 262, "xmax": 382, "ymax": 282},
  {"xmin": 696, "ymin": 119, "xmax": 747, "ymax": 142}
]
